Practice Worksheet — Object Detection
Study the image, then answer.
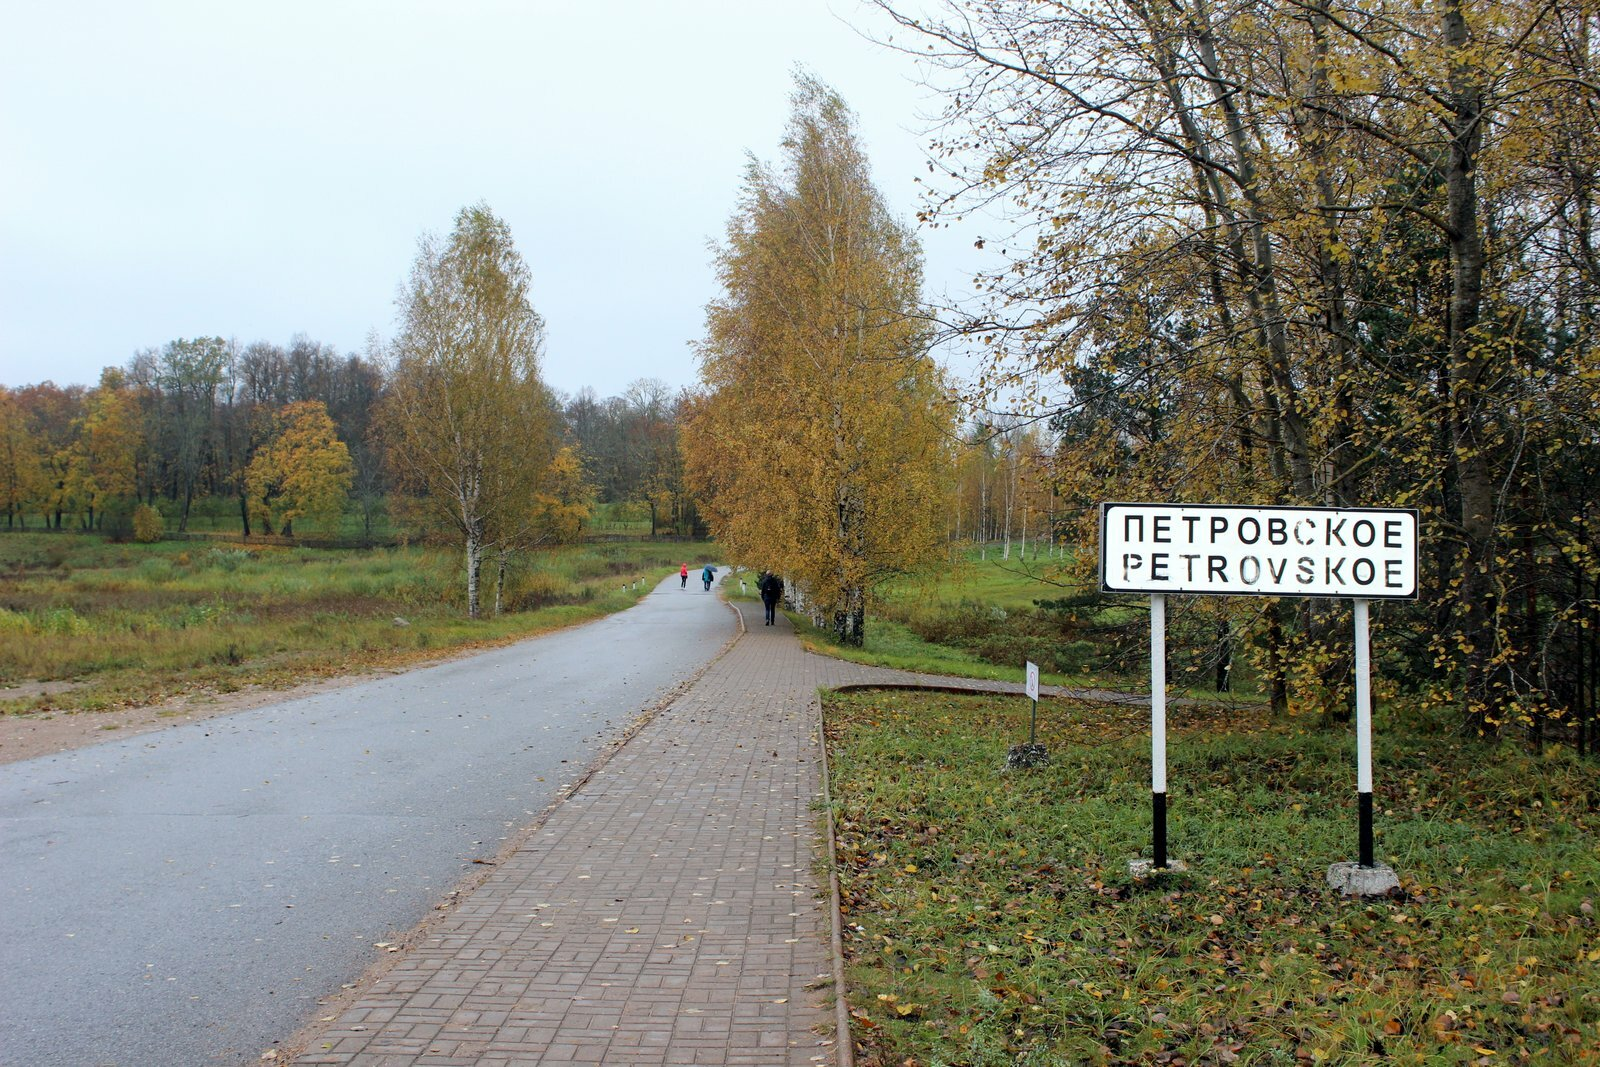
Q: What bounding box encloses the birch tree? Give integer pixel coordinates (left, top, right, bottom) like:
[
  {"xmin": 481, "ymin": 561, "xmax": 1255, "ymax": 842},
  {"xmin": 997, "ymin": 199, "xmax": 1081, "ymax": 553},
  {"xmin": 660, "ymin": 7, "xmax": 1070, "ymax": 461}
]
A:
[
  {"xmin": 684, "ymin": 75, "xmax": 955, "ymax": 645},
  {"xmin": 382, "ymin": 203, "xmax": 556, "ymax": 618}
]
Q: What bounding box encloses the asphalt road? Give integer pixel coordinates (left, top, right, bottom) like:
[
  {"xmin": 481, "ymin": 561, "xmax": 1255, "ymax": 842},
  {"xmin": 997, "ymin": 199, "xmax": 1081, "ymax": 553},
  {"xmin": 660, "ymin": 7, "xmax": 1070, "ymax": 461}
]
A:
[{"xmin": 0, "ymin": 573, "xmax": 733, "ymax": 1067}]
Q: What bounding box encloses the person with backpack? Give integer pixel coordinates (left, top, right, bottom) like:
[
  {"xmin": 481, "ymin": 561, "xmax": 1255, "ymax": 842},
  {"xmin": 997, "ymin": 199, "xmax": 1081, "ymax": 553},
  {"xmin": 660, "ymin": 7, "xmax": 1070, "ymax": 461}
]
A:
[{"xmin": 759, "ymin": 573, "xmax": 782, "ymax": 625}]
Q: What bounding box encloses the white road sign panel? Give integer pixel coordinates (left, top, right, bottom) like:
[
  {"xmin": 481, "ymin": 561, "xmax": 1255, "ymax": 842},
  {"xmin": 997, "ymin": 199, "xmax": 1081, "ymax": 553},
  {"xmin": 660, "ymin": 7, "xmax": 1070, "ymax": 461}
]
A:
[{"xmin": 1100, "ymin": 503, "xmax": 1418, "ymax": 600}]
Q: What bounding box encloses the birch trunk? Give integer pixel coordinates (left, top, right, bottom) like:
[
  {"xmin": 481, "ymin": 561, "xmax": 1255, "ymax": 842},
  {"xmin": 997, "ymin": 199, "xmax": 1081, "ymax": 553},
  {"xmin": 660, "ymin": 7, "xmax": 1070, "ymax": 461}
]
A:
[
  {"xmin": 1021, "ymin": 490, "xmax": 1028, "ymax": 560},
  {"xmin": 1002, "ymin": 441, "xmax": 1014, "ymax": 561},
  {"xmin": 466, "ymin": 529, "xmax": 483, "ymax": 619},
  {"xmin": 494, "ymin": 548, "xmax": 508, "ymax": 616},
  {"xmin": 979, "ymin": 458, "xmax": 989, "ymax": 561}
]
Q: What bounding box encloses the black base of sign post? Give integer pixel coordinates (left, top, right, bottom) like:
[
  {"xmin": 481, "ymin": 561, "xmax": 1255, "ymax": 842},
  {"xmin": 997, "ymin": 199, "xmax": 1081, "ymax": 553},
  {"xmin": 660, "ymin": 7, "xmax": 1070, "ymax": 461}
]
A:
[
  {"xmin": 1329, "ymin": 789, "xmax": 1397, "ymax": 895},
  {"xmin": 1358, "ymin": 790, "xmax": 1374, "ymax": 868},
  {"xmin": 1153, "ymin": 791, "xmax": 1167, "ymax": 869}
]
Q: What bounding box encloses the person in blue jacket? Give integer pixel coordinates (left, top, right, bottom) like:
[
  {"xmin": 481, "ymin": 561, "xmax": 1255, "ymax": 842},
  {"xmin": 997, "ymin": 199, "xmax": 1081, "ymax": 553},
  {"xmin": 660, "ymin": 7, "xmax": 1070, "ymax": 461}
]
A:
[{"xmin": 702, "ymin": 564, "xmax": 716, "ymax": 591}]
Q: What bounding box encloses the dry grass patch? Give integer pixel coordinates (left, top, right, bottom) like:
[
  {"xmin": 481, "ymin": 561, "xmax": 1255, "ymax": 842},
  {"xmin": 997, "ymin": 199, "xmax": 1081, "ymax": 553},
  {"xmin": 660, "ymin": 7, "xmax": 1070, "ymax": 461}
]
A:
[{"xmin": 0, "ymin": 533, "xmax": 710, "ymax": 714}]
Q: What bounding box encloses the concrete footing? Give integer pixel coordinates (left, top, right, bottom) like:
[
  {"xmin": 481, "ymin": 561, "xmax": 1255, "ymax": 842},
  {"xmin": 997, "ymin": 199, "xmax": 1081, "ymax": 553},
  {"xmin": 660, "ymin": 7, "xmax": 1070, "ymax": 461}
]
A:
[
  {"xmin": 1128, "ymin": 858, "xmax": 1188, "ymax": 878},
  {"xmin": 1004, "ymin": 743, "xmax": 1049, "ymax": 770},
  {"xmin": 1327, "ymin": 860, "xmax": 1400, "ymax": 897}
]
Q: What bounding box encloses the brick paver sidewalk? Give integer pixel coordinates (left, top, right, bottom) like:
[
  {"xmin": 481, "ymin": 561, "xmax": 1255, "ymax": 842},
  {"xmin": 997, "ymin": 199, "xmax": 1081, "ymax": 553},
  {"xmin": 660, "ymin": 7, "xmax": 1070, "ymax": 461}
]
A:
[{"xmin": 291, "ymin": 597, "xmax": 965, "ymax": 1067}]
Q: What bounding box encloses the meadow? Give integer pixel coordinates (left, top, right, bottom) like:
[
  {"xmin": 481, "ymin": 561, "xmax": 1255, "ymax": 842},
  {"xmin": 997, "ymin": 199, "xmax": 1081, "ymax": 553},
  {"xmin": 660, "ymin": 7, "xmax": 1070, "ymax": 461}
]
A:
[
  {"xmin": 826, "ymin": 689, "xmax": 1600, "ymax": 1066},
  {"xmin": 0, "ymin": 533, "xmax": 712, "ymax": 714}
]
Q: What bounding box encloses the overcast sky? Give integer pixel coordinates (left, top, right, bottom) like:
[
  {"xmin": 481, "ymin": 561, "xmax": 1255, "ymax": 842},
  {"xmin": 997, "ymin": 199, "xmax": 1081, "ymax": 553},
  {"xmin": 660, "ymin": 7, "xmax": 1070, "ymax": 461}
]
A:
[{"xmin": 0, "ymin": 0, "xmax": 989, "ymax": 400}]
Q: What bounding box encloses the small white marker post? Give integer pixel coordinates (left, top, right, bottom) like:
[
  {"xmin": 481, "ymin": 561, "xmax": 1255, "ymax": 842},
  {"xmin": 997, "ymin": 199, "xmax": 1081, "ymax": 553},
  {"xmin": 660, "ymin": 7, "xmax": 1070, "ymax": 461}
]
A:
[
  {"xmin": 1005, "ymin": 660, "xmax": 1048, "ymax": 769},
  {"xmin": 1025, "ymin": 661, "xmax": 1040, "ymax": 744}
]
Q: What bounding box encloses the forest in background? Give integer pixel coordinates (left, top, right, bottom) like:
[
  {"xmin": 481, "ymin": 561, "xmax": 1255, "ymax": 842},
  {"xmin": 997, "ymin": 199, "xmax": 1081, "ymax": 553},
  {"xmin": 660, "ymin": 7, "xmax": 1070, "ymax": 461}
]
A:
[{"xmin": 0, "ymin": 340, "xmax": 700, "ymax": 544}]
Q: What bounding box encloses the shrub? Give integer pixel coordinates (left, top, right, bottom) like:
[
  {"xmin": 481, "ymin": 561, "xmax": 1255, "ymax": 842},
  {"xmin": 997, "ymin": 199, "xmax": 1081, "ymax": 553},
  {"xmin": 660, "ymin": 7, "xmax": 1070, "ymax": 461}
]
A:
[
  {"xmin": 900, "ymin": 599, "xmax": 1112, "ymax": 678},
  {"xmin": 968, "ymin": 629, "xmax": 1057, "ymax": 670},
  {"xmin": 40, "ymin": 608, "xmax": 93, "ymax": 636},
  {"xmin": 136, "ymin": 557, "xmax": 174, "ymax": 584},
  {"xmin": 132, "ymin": 505, "xmax": 164, "ymax": 543},
  {"xmin": 904, "ymin": 599, "xmax": 999, "ymax": 645},
  {"xmin": 1051, "ymin": 639, "xmax": 1098, "ymax": 674},
  {"xmin": 0, "ymin": 608, "xmax": 33, "ymax": 635},
  {"xmin": 207, "ymin": 548, "xmax": 251, "ymax": 572}
]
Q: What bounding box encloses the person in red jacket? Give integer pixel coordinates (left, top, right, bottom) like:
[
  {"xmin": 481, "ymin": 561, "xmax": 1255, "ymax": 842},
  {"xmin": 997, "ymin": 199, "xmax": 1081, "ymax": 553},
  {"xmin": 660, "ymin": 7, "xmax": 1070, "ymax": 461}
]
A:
[{"xmin": 680, "ymin": 563, "xmax": 688, "ymax": 589}]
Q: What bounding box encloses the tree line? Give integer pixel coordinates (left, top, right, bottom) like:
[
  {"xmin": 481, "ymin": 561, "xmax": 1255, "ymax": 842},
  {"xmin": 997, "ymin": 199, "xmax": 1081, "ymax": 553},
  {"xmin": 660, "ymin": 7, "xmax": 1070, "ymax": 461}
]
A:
[
  {"xmin": 854, "ymin": 0, "xmax": 1600, "ymax": 741},
  {"xmin": 0, "ymin": 347, "xmax": 693, "ymax": 536},
  {"xmin": 949, "ymin": 419, "xmax": 1062, "ymax": 563}
]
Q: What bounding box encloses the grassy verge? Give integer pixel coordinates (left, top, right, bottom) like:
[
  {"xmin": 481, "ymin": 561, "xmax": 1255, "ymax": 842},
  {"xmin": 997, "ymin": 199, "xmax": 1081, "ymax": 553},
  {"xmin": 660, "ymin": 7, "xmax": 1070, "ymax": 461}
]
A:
[
  {"xmin": 825, "ymin": 690, "xmax": 1600, "ymax": 1066},
  {"xmin": 881, "ymin": 546, "xmax": 1083, "ymax": 613},
  {"xmin": 795, "ymin": 615, "xmax": 1036, "ymax": 684},
  {"xmin": 0, "ymin": 533, "xmax": 712, "ymax": 715},
  {"xmin": 793, "ymin": 614, "xmax": 1247, "ymax": 707}
]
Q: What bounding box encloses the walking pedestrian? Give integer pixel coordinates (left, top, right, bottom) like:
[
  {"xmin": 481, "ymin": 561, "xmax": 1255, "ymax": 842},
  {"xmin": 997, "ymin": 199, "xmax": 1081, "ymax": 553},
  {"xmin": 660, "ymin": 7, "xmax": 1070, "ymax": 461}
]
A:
[
  {"xmin": 680, "ymin": 563, "xmax": 688, "ymax": 589},
  {"xmin": 759, "ymin": 573, "xmax": 782, "ymax": 625},
  {"xmin": 702, "ymin": 564, "xmax": 715, "ymax": 591}
]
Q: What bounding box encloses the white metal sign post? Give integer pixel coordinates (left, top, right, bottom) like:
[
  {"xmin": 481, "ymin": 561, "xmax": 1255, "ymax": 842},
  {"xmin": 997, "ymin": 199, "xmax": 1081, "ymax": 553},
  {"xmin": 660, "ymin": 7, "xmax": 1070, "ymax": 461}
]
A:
[
  {"xmin": 1353, "ymin": 599, "xmax": 1375, "ymax": 868},
  {"xmin": 1150, "ymin": 594, "xmax": 1168, "ymax": 869},
  {"xmin": 1100, "ymin": 503, "xmax": 1418, "ymax": 888}
]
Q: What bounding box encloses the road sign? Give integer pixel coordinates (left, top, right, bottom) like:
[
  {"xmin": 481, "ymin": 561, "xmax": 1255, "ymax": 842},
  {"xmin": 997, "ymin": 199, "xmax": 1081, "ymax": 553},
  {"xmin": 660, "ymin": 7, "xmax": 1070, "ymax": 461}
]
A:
[
  {"xmin": 1100, "ymin": 503, "xmax": 1418, "ymax": 599},
  {"xmin": 1100, "ymin": 502, "xmax": 1414, "ymax": 889},
  {"xmin": 1025, "ymin": 661, "xmax": 1039, "ymax": 703}
]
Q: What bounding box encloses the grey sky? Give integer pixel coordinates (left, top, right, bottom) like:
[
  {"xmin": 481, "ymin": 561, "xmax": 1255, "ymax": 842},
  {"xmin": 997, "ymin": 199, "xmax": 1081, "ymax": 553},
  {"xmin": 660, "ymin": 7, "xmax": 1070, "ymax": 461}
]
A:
[{"xmin": 0, "ymin": 0, "xmax": 984, "ymax": 399}]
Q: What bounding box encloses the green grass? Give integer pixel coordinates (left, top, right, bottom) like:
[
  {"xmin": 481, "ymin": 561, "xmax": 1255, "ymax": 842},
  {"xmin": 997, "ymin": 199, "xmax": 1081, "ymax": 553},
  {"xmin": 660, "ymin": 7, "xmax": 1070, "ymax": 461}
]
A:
[
  {"xmin": 883, "ymin": 544, "xmax": 1082, "ymax": 613},
  {"xmin": 0, "ymin": 532, "xmax": 711, "ymax": 714},
  {"xmin": 790, "ymin": 545, "xmax": 1098, "ymax": 687},
  {"xmin": 825, "ymin": 690, "xmax": 1600, "ymax": 1066},
  {"xmin": 796, "ymin": 615, "xmax": 1039, "ymax": 685}
]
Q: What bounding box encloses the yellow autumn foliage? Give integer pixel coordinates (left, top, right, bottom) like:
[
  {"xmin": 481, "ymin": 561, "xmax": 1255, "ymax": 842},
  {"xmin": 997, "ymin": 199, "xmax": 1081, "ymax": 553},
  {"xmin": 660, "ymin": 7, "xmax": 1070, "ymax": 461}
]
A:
[
  {"xmin": 245, "ymin": 400, "xmax": 353, "ymax": 536},
  {"xmin": 684, "ymin": 76, "xmax": 955, "ymax": 645}
]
